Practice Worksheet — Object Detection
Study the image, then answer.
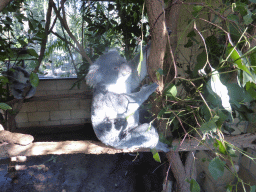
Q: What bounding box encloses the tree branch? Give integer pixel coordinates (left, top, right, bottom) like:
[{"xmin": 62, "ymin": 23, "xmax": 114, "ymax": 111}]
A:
[
  {"xmin": 52, "ymin": 0, "xmax": 92, "ymax": 65},
  {"xmin": 51, "ymin": 31, "xmax": 81, "ymax": 54},
  {"xmin": 0, "ymin": 0, "xmax": 12, "ymax": 12},
  {"xmin": 0, "ymin": 134, "xmax": 255, "ymax": 159},
  {"xmin": 166, "ymin": 152, "xmax": 189, "ymax": 191},
  {"xmin": 34, "ymin": 0, "xmax": 53, "ymax": 73},
  {"xmin": 145, "ymin": 0, "xmax": 167, "ymax": 91}
]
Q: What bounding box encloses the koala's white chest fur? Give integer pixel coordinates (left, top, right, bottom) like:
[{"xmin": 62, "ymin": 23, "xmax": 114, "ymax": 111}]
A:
[{"xmin": 105, "ymin": 77, "xmax": 131, "ymax": 94}]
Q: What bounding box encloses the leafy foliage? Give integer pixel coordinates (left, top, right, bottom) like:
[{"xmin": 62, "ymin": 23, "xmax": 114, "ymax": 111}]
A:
[
  {"xmin": 0, "ymin": 103, "xmax": 12, "ymax": 110},
  {"xmin": 208, "ymin": 157, "xmax": 225, "ymax": 180},
  {"xmin": 153, "ymin": 0, "xmax": 256, "ymax": 190},
  {"xmin": 187, "ymin": 178, "xmax": 201, "ymax": 192},
  {"xmin": 0, "ymin": 0, "xmax": 256, "ymax": 190}
]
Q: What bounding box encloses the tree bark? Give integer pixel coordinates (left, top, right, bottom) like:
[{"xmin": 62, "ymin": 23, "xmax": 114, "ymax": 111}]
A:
[
  {"xmin": 166, "ymin": 152, "xmax": 190, "ymax": 191},
  {"xmin": 164, "ymin": 1, "xmax": 181, "ymax": 82},
  {"xmin": 0, "ymin": 0, "xmax": 12, "ymax": 12},
  {"xmin": 145, "ymin": 0, "xmax": 167, "ymax": 92},
  {"xmin": 0, "ymin": 125, "xmax": 33, "ymax": 146},
  {"xmin": 0, "ymin": 130, "xmax": 34, "ymax": 146},
  {"xmin": 34, "ymin": 0, "xmax": 53, "ymax": 73}
]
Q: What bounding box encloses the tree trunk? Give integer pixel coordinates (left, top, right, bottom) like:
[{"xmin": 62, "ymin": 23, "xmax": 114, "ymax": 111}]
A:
[
  {"xmin": 0, "ymin": 0, "xmax": 12, "ymax": 12},
  {"xmin": 145, "ymin": 0, "xmax": 167, "ymax": 92},
  {"xmin": 146, "ymin": 1, "xmax": 193, "ymax": 191}
]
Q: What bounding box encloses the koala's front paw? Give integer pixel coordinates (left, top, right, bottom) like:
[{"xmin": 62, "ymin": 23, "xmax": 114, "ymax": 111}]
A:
[{"xmin": 141, "ymin": 83, "xmax": 158, "ymax": 94}]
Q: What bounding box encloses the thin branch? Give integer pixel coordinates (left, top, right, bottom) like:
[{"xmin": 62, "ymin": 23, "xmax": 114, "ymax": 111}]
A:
[
  {"xmin": 60, "ymin": 17, "xmax": 78, "ymax": 74},
  {"xmin": 193, "ymin": 22, "xmax": 211, "ymax": 71},
  {"xmin": 52, "ymin": 0, "xmax": 92, "ymax": 65},
  {"xmin": 34, "ymin": 0, "xmax": 53, "ymax": 73},
  {"xmin": 51, "ymin": 31, "xmax": 81, "ymax": 54},
  {"xmin": 49, "ymin": 6, "xmax": 62, "ymax": 33}
]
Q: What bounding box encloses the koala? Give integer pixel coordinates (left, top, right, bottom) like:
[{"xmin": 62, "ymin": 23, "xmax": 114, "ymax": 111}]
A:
[
  {"xmin": 3, "ymin": 66, "xmax": 36, "ymax": 99},
  {"xmin": 86, "ymin": 46, "xmax": 169, "ymax": 152}
]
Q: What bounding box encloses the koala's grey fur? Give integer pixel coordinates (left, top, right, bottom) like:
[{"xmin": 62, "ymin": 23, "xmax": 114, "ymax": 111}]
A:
[
  {"xmin": 3, "ymin": 66, "xmax": 36, "ymax": 99},
  {"xmin": 86, "ymin": 45, "xmax": 169, "ymax": 152}
]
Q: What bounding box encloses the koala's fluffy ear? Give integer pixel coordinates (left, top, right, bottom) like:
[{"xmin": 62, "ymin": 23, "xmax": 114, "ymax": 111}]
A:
[{"xmin": 86, "ymin": 64, "xmax": 102, "ymax": 87}]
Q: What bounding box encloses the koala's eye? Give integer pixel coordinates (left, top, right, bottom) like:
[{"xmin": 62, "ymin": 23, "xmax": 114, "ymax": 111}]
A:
[{"xmin": 114, "ymin": 66, "xmax": 119, "ymax": 70}]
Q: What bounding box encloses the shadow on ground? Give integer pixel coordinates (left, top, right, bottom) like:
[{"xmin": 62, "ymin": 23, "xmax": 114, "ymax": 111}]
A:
[
  {"xmin": 0, "ymin": 124, "xmax": 167, "ymax": 192},
  {"xmin": 0, "ymin": 152, "xmax": 167, "ymax": 192}
]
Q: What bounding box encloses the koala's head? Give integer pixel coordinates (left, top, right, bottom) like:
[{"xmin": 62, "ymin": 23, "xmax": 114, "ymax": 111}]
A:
[
  {"xmin": 2, "ymin": 66, "xmax": 35, "ymax": 99},
  {"xmin": 86, "ymin": 50, "xmax": 132, "ymax": 88},
  {"xmin": 3, "ymin": 66, "xmax": 30, "ymax": 85}
]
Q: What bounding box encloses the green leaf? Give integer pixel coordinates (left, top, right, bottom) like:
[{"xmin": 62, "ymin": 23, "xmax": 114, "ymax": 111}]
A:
[
  {"xmin": 251, "ymin": 51, "xmax": 256, "ymax": 66},
  {"xmin": 193, "ymin": 5, "xmax": 203, "ymax": 12},
  {"xmin": 159, "ymin": 133, "xmax": 172, "ymax": 146},
  {"xmin": 200, "ymin": 105, "xmax": 212, "ymax": 122},
  {"xmin": 208, "ymin": 68, "xmax": 232, "ymax": 113},
  {"xmin": 0, "ymin": 103, "xmax": 12, "ymax": 110},
  {"xmin": 250, "ymin": 185, "xmax": 256, "ymax": 192},
  {"xmin": 27, "ymin": 49, "xmax": 39, "ymax": 57},
  {"xmin": 226, "ymin": 43, "xmax": 251, "ymax": 75},
  {"xmin": 226, "ymin": 184, "xmax": 233, "ymax": 192},
  {"xmin": 30, "ymin": 73, "xmax": 39, "ymax": 88},
  {"xmin": 200, "ymin": 116, "xmax": 219, "ymax": 134},
  {"xmin": 157, "ymin": 108, "xmax": 167, "ymax": 119},
  {"xmin": 225, "ymin": 142, "xmax": 237, "ymax": 157},
  {"xmin": 227, "ymin": 15, "xmax": 239, "ymax": 24},
  {"xmin": 215, "ymin": 139, "xmax": 227, "ymax": 155},
  {"xmin": 192, "ymin": 5, "xmax": 203, "ymax": 17},
  {"xmin": 243, "ymin": 11, "xmax": 253, "ymax": 25},
  {"xmin": 208, "ymin": 157, "xmax": 225, "ymax": 180},
  {"xmin": 164, "ymin": 84, "xmax": 177, "ymax": 97},
  {"xmin": 17, "ymin": 39, "xmax": 27, "ymax": 47},
  {"xmin": 213, "ymin": 108, "xmax": 229, "ymax": 126},
  {"xmin": 0, "ymin": 76, "xmax": 9, "ymax": 84},
  {"xmin": 187, "ymin": 179, "xmax": 200, "ymax": 192},
  {"xmin": 227, "ymin": 83, "xmax": 253, "ymax": 106},
  {"xmin": 187, "ymin": 30, "xmax": 196, "ymax": 38},
  {"xmin": 156, "ymin": 68, "xmax": 163, "ymax": 81},
  {"xmin": 234, "ymin": 2, "xmax": 248, "ymax": 16},
  {"xmin": 246, "ymin": 82, "xmax": 256, "ymax": 99},
  {"xmin": 184, "ymin": 39, "xmax": 193, "ymax": 48},
  {"xmin": 151, "ymin": 148, "xmax": 161, "ymax": 162}
]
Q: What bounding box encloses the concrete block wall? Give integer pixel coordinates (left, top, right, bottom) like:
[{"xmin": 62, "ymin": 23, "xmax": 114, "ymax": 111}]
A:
[
  {"xmin": 15, "ymin": 78, "xmax": 92, "ymax": 128},
  {"xmin": 239, "ymin": 148, "xmax": 256, "ymax": 188}
]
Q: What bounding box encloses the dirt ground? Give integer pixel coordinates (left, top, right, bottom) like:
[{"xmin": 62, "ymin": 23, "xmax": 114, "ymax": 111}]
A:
[
  {"xmin": 0, "ymin": 124, "xmax": 168, "ymax": 192},
  {"xmin": 0, "ymin": 152, "xmax": 167, "ymax": 192}
]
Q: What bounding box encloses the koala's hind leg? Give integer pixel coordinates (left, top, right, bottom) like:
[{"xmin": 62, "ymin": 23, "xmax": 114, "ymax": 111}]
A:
[
  {"xmin": 117, "ymin": 123, "xmax": 170, "ymax": 152},
  {"xmin": 116, "ymin": 123, "xmax": 159, "ymax": 150}
]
